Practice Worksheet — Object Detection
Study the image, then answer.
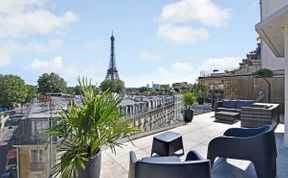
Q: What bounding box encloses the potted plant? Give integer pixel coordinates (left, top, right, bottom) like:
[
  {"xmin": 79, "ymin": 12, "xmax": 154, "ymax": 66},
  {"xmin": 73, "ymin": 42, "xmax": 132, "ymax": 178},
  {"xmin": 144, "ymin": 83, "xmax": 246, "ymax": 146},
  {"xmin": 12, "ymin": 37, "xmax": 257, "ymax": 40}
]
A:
[
  {"xmin": 193, "ymin": 83, "xmax": 209, "ymax": 105},
  {"xmin": 183, "ymin": 92, "xmax": 196, "ymax": 122},
  {"xmin": 48, "ymin": 78, "xmax": 137, "ymax": 178}
]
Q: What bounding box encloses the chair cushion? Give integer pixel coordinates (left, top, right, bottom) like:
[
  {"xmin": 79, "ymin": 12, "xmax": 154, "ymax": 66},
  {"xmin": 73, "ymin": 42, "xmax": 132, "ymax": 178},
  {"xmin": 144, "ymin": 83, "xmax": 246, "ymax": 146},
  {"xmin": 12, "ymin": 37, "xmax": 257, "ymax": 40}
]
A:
[
  {"xmin": 217, "ymin": 107, "xmax": 241, "ymax": 113},
  {"xmin": 236, "ymin": 100, "xmax": 254, "ymax": 109},
  {"xmin": 222, "ymin": 100, "xmax": 238, "ymax": 108}
]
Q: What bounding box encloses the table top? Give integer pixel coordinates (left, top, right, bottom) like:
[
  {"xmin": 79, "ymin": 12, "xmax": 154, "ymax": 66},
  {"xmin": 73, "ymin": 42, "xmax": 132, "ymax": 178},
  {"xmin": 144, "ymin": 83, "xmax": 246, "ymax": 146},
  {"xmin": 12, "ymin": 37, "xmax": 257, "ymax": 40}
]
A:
[
  {"xmin": 250, "ymin": 103, "xmax": 279, "ymax": 110},
  {"xmin": 154, "ymin": 131, "xmax": 182, "ymax": 142}
]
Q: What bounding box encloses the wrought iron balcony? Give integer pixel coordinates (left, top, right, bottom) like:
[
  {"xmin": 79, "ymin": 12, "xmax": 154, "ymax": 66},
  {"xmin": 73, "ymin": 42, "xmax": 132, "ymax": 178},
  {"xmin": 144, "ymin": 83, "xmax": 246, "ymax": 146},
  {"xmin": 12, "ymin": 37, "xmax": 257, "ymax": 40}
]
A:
[{"xmin": 30, "ymin": 162, "xmax": 44, "ymax": 171}]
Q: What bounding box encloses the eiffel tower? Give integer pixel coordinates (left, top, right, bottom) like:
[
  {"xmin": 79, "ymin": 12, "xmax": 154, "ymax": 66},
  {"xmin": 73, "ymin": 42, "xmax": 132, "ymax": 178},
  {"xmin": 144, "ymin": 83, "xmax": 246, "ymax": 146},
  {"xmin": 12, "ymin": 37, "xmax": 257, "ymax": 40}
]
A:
[{"xmin": 105, "ymin": 32, "xmax": 120, "ymax": 80}]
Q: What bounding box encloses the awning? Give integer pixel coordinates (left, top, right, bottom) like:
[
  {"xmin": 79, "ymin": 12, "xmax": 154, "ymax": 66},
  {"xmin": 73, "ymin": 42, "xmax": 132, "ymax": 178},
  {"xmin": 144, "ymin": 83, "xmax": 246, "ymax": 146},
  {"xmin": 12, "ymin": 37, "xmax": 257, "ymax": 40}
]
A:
[{"xmin": 6, "ymin": 149, "xmax": 16, "ymax": 160}]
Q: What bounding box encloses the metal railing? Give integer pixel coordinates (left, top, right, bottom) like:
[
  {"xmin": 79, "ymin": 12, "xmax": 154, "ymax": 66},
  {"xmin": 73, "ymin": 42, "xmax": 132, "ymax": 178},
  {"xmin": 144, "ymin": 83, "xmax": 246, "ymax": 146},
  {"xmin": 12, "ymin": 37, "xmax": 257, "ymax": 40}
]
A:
[{"xmin": 30, "ymin": 162, "xmax": 44, "ymax": 171}]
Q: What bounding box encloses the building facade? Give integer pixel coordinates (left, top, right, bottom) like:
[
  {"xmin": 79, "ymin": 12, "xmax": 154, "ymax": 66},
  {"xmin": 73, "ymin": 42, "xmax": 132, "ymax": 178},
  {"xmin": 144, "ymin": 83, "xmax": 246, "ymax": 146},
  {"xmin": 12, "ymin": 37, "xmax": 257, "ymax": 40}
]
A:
[
  {"xmin": 119, "ymin": 95, "xmax": 183, "ymax": 132},
  {"xmin": 256, "ymin": 0, "xmax": 288, "ymax": 147},
  {"xmin": 260, "ymin": 0, "xmax": 287, "ymax": 70}
]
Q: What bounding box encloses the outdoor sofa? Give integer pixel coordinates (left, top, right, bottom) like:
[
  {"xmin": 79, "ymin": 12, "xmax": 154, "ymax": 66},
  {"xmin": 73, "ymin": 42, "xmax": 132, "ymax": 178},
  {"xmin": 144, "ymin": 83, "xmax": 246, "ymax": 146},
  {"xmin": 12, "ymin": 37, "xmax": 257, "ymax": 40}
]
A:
[
  {"xmin": 215, "ymin": 99, "xmax": 254, "ymax": 122},
  {"xmin": 215, "ymin": 99, "xmax": 255, "ymax": 113}
]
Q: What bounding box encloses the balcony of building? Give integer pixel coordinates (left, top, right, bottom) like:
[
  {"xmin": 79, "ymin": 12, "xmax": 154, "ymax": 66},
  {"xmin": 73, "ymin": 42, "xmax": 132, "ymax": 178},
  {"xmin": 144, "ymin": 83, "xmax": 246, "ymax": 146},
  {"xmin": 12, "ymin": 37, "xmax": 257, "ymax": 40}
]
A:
[
  {"xmin": 100, "ymin": 112, "xmax": 288, "ymax": 178},
  {"xmin": 29, "ymin": 162, "xmax": 44, "ymax": 171}
]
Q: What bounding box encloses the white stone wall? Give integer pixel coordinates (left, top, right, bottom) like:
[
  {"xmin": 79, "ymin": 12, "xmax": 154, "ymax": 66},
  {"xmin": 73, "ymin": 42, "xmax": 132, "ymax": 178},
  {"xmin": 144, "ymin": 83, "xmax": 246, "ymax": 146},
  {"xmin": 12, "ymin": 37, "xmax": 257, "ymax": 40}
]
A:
[
  {"xmin": 261, "ymin": 0, "xmax": 288, "ymax": 19},
  {"xmin": 262, "ymin": 42, "xmax": 285, "ymax": 70},
  {"xmin": 261, "ymin": 0, "xmax": 287, "ymax": 70}
]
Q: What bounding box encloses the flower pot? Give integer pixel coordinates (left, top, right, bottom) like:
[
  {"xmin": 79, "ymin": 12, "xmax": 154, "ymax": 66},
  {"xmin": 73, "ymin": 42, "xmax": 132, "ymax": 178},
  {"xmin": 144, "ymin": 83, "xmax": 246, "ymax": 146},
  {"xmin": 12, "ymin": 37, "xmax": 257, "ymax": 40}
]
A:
[
  {"xmin": 184, "ymin": 109, "xmax": 193, "ymax": 123},
  {"xmin": 78, "ymin": 151, "xmax": 101, "ymax": 178},
  {"xmin": 197, "ymin": 97, "xmax": 204, "ymax": 105}
]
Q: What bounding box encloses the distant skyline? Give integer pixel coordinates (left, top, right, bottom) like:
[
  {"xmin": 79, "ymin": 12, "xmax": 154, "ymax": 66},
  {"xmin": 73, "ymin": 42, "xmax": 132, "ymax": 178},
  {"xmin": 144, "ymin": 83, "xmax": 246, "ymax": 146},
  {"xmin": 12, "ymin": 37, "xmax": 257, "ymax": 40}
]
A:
[{"xmin": 0, "ymin": 0, "xmax": 260, "ymax": 87}]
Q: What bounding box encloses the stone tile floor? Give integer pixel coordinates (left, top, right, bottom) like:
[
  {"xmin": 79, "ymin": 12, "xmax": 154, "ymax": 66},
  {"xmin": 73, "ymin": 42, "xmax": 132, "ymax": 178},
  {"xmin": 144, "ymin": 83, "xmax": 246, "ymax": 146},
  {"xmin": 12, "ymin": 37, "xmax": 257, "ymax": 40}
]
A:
[{"xmin": 101, "ymin": 112, "xmax": 288, "ymax": 178}]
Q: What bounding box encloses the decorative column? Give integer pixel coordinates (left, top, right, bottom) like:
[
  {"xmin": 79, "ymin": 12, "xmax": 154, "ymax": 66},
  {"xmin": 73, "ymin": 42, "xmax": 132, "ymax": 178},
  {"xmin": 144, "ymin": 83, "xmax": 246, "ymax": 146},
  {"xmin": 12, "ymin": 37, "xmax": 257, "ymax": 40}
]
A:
[{"xmin": 284, "ymin": 29, "xmax": 288, "ymax": 147}]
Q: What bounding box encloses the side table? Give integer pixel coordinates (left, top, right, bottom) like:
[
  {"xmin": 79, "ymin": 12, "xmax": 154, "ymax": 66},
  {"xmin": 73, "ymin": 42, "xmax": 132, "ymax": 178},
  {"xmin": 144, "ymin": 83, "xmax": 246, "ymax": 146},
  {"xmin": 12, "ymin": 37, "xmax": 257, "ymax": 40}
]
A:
[{"xmin": 151, "ymin": 131, "xmax": 184, "ymax": 156}]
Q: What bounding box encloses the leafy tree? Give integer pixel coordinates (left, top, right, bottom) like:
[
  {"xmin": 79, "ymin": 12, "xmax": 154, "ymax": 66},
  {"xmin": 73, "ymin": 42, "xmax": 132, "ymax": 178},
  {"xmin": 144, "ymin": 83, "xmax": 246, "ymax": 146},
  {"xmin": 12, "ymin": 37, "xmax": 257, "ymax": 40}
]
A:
[
  {"xmin": 192, "ymin": 82, "xmax": 209, "ymax": 98},
  {"xmin": 66, "ymin": 87, "xmax": 74, "ymax": 94},
  {"xmin": 100, "ymin": 79, "xmax": 125, "ymax": 94},
  {"xmin": 251, "ymin": 68, "xmax": 273, "ymax": 78},
  {"xmin": 25, "ymin": 85, "xmax": 38, "ymax": 103},
  {"xmin": 37, "ymin": 73, "xmax": 67, "ymax": 94},
  {"xmin": 126, "ymin": 87, "xmax": 139, "ymax": 94},
  {"xmin": 160, "ymin": 84, "xmax": 170, "ymax": 93},
  {"xmin": 172, "ymin": 82, "xmax": 192, "ymax": 93},
  {"xmin": 0, "ymin": 74, "xmax": 27, "ymax": 109},
  {"xmin": 138, "ymin": 86, "xmax": 153, "ymax": 93},
  {"xmin": 172, "ymin": 83, "xmax": 186, "ymax": 93},
  {"xmin": 67, "ymin": 86, "xmax": 84, "ymax": 95}
]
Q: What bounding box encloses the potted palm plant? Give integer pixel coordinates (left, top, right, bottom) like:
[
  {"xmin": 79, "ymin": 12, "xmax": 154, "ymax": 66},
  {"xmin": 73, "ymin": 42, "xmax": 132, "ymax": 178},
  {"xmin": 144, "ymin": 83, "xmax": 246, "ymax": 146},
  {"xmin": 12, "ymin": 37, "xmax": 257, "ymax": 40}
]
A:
[
  {"xmin": 193, "ymin": 83, "xmax": 209, "ymax": 105},
  {"xmin": 48, "ymin": 78, "xmax": 137, "ymax": 178},
  {"xmin": 183, "ymin": 92, "xmax": 196, "ymax": 122}
]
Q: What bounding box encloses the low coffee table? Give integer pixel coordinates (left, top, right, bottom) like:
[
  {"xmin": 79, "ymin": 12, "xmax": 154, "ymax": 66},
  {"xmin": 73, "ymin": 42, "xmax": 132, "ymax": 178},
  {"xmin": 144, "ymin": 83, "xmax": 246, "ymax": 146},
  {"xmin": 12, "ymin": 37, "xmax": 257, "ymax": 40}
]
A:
[
  {"xmin": 215, "ymin": 111, "xmax": 240, "ymax": 123},
  {"xmin": 151, "ymin": 131, "xmax": 184, "ymax": 156}
]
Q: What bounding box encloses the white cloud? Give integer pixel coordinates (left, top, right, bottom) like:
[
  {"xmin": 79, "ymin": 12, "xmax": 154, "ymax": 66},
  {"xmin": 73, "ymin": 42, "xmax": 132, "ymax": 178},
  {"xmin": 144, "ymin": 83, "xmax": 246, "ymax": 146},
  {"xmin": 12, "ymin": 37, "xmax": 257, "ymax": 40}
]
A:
[
  {"xmin": 25, "ymin": 56, "xmax": 63, "ymax": 71},
  {"xmin": 86, "ymin": 40, "xmax": 103, "ymax": 49},
  {"xmin": 0, "ymin": 39, "xmax": 63, "ymax": 67},
  {"xmin": 140, "ymin": 51, "xmax": 164, "ymax": 60},
  {"xmin": 158, "ymin": 0, "xmax": 230, "ymax": 44},
  {"xmin": 24, "ymin": 56, "xmax": 107, "ymax": 85},
  {"xmin": 0, "ymin": 0, "xmax": 77, "ymax": 67},
  {"xmin": 158, "ymin": 24, "xmax": 209, "ymax": 44},
  {"xmin": 0, "ymin": 0, "xmax": 78, "ymax": 38},
  {"xmin": 159, "ymin": 0, "xmax": 230, "ymax": 27},
  {"xmin": 200, "ymin": 56, "xmax": 242, "ymax": 71},
  {"xmin": 0, "ymin": 0, "xmax": 45, "ymax": 13},
  {"xmin": 123, "ymin": 57, "xmax": 243, "ymax": 87},
  {"xmin": 172, "ymin": 62, "xmax": 193, "ymax": 73},
  {"xmin": 123, "ymin": 62, "xmax": 197, "ymax": 87},
  {"xmin": 26, "ymin": 39, "xmax": 63, "ymax": 52}
]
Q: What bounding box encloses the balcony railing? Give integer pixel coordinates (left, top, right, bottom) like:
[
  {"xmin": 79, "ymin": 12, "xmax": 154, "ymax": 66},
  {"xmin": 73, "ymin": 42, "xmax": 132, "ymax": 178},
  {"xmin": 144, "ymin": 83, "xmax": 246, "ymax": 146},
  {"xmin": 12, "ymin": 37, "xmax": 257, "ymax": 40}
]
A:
[{"xmin": 30, "ymin": 162, "xmax": 44, "ymax": 171}]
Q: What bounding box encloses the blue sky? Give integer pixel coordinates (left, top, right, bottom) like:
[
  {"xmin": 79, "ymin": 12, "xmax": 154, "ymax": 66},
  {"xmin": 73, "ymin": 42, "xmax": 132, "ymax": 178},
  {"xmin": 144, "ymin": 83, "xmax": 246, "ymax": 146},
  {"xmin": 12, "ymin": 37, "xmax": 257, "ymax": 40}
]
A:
[{"xmin": 0, "ymin": 0, "xmax": 260, "ymax": 87}]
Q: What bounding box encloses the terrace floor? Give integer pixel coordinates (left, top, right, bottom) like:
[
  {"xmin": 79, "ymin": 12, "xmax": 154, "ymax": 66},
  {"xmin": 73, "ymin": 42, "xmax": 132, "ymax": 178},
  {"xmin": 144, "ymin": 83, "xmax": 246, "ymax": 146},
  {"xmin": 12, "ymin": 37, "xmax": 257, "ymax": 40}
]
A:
[{"xmin": 101, "ymin": 112, "xmax": 288, "ymax": 178}]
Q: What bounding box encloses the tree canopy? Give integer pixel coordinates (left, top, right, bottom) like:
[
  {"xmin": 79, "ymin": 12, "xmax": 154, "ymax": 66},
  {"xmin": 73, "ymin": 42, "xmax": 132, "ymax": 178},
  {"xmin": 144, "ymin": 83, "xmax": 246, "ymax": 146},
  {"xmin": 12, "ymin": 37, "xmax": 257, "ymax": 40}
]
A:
[
  {"xmin": 160, "ymin": 84, "xmax": 170, "ymax": 93},
  {"xmin": 0, "ymin": 74, "xmax": 27, "ymax": 109},
  {"xmin": 172, "ymin": 82, "xmax": 192, "ymax": 93},
  {"xmin": 192, "ymin": 82, "xmax": 209, "ymax": 98},
  {"xmin": 100, "ymin": 79, "xmax": 125, "ymax": 94},
  {"xmin": 37, "ymin": 73, "xmax": 67, "ymax": 94},
  {"xmin": 25, "ymin": 85, "xmax": 38, "ymax": 103},
  {"xmin": 251, "ymin": 68, "xmax": 274, "ymax": 78}
]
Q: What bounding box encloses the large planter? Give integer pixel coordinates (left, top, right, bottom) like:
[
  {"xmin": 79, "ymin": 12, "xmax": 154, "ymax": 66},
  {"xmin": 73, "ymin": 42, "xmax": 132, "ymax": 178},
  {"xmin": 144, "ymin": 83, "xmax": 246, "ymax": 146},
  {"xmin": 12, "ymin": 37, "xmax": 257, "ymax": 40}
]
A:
[
  {"xmin": 184, "ymin": 109, "xmax": 194, "ymax": 123},
  {"xmin": 78, "ymin": 151, "xmax": 102, "ymax": 178},
  {"xmin": 197, "ymin": 97, "xmax": 204, "ymax": 105}
]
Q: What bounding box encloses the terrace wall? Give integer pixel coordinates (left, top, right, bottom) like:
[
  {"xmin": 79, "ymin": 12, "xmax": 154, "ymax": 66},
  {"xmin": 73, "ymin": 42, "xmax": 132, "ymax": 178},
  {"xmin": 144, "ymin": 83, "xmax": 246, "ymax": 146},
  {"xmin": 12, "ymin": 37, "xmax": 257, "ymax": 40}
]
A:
[{"xmin": 224, "ymin": 77, "xmax": 284, "ymax": 113}]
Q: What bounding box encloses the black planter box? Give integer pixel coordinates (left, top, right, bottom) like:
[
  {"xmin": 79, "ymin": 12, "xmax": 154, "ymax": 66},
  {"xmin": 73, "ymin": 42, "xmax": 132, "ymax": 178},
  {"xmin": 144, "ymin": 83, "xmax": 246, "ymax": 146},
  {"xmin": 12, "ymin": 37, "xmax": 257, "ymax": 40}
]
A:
[{"xmin": 184, "ymin": 109, "xmax": 194, "ymax": 122}]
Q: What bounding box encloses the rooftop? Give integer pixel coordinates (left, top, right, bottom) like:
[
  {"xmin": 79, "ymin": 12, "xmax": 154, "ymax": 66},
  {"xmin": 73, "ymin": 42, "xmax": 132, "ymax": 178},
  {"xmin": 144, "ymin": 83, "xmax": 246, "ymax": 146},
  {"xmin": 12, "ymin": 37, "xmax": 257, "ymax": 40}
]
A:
[{"xmin": 100, "ymin": 112, "xmax": 288, "ymax": 178}]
